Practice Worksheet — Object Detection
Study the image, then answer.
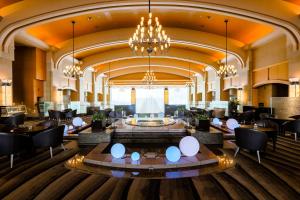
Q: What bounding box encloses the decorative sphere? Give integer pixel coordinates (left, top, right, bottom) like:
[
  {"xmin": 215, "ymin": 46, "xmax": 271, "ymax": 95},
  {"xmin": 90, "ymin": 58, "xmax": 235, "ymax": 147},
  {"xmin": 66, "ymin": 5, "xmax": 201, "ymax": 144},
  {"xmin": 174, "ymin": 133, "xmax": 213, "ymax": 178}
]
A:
[
  {"xmin": 72, "ymin": 117, "xmax": 83, "ymax": 127},
  {"xmin": 179, "ymin": 136, "xmax": 200, "ymax": 157},
  {"xmin": 226, "ymin": 118, "xmax": 240, "ymax": 130},
  {"xmin": 166, "ymin": 146, "xmax": 181, "ymax": 162},
  {"xmin": 212, "ymin": 118, "xmax": 220, "ymax": 125},
  {"xmin": 131, "ymin": 152, "xmax": 140, "ymax": 161},
  {"xmin": 110, "ymin": 143, "xmax": 125, "ymax": 159}
]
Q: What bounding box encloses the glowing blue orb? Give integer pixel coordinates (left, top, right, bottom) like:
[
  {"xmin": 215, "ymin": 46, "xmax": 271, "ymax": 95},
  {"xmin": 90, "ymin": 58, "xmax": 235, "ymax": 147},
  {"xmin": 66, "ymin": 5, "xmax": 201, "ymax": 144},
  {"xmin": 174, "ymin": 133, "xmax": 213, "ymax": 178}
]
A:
[
  {"xmin": 212, "ymin": 118, "xmax": 220, "ymax": 125},
  {"xmin": 226, "ymin": 118, "xmax": 240, "ymax": 130},
  {"xmin": 72, "ymin": 117, "xmax": 83, "ymax": 127},
  {"xmin": 110, "ymin": 143, "xmax": 125, "ymax": 159},
  {"xmin": 131, "ymin": 152, "xmax": 140, "ymax": 161},
  {"xmin": 166, "ymin": 146, "xmax": 181, "ymax": 162}
]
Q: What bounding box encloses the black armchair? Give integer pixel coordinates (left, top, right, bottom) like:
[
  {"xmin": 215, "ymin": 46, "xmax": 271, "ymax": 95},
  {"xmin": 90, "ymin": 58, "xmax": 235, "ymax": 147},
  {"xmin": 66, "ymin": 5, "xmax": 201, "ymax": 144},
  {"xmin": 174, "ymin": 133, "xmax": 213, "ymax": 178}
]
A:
[
  {"xmin": 234, "ymin": 127, "xmax": 268, "ymax": 163},
  {"xmin": 32, "ymin": 125, "xmax": 65, "ymax": 158},
  {"xmin": 0, "ymin": 132, "xmax": 30, "ymax": 168},
  {"xmin": 0, "ymin": 113, "xmax": 25, "ymax": 128},
  {"xmin": 256, "ymin": 119, "xmax": 279, "ymax": 150},
  {"xmin": 282, "ymin": 120, "xmax": 300, "ymax": 141}
]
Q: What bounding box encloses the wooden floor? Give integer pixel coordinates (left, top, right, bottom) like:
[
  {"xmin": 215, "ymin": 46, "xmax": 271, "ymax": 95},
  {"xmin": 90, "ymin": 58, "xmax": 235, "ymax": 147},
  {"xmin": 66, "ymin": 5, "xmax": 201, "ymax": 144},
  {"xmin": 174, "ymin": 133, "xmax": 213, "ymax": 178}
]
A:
[{"xmin": 0, "ymin": 136, "xmax": 299, "ymax": 200}]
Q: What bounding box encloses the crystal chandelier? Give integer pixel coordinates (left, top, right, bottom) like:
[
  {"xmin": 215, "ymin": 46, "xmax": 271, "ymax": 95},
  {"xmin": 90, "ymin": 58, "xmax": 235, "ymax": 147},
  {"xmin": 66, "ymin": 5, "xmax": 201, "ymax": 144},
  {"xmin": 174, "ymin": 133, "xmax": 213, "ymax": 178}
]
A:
[
  {"xmin": 185, "ymin": 63, "xmax": 194, "ymax": 87},
  {"xmin": 63, "ymin": 21, "xmax": 83, "ymax": 78},
  {"xmin": 217, "ymin": 20, "xmax": 237, "ymax": 78},
  {"xmin": 143, "ymin": 55, "xmax": 157, "ymax": 85},
  {"xmin": 128, "ymin": 0, "xmax": 171, "ymax": 55}
]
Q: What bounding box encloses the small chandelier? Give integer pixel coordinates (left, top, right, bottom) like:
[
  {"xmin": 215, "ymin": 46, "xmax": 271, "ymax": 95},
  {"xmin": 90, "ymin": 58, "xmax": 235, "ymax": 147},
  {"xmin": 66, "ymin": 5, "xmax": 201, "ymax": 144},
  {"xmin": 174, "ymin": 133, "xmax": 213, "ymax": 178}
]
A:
[
  {"xmin": 105, "ymin": 63, "xmax": 114, "ymax": 87},
  {"xmin": 185, "ymin": 63, "xmax": 194, "ymax": 87},
  {"xmin": 128, "ymin": 0, "xmax": 171, "ymax": 55},
  {"xmin": 63, "ymin": 21, "xmax": 83, "ymax": 78},
  {"xmin": 143, "ymin": 55, "xmax": 157, "ymax": 85},
  {"xmin": 217, "ymin": 20, "xmax": 237, "ymax": 78}
]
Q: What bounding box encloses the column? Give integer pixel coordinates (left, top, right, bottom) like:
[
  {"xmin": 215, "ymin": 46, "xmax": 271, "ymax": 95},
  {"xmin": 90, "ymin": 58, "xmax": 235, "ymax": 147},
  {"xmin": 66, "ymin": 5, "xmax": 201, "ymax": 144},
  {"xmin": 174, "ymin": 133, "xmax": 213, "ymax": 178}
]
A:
[
  {"xmin": 131, "ymin": 88, "xmax": 136, "ymax": 104},
  {"xmin": 164, "ymin": 87, "xmax": 169, "ymax": 105}
]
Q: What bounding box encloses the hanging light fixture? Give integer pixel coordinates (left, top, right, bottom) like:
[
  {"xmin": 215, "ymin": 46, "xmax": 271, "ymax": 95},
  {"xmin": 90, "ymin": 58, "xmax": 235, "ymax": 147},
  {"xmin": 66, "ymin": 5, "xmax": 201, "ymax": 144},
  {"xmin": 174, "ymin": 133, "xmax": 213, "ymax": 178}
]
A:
[
  {"xmin": 217, "ymin": 20, "xmax": 237, "ymax": 78},
  {"xmin": 128, "ymin": 0, "xmax": 171, "ymax": 55},
  {"xmin": 63, "ymin": 21, "xmax": 83, "ymax": 78},
  {"xmin": 142, "ymin": 55, "xmax": 157, "ymax": 85},
  {"xmin": 105, "ymin": 63, "xmax": 114, "ymax": 87},
  {"xmin": 185, "ymin": 63, "xmax": 194, "ymax": 87}
]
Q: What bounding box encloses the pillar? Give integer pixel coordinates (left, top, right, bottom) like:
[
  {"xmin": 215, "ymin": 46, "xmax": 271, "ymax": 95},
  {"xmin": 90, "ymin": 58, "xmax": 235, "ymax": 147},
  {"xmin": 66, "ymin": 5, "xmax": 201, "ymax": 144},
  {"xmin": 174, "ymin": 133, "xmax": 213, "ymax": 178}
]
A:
[
  {"xmin": 164, "ymin": 87, "xmax": 169, "ymax": 104},
  {"xmin": 131, "ymin": 88, "xmax": 136, "ymax": 104}
]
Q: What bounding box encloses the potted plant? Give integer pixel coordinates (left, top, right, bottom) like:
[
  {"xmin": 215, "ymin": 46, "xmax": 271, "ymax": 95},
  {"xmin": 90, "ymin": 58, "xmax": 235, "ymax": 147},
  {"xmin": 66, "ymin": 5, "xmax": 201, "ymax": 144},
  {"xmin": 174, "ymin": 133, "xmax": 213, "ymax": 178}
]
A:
[
  {"xmin": 194, "ymin": 113, "xmax": 210, "ymax": 131},
  {"xmin": 92, "ymin": 112, "xmax": 106, "ymax": 131},
  {"xmin": 228, "ymin": 98, "xmax": 240, "ymax": 117}
]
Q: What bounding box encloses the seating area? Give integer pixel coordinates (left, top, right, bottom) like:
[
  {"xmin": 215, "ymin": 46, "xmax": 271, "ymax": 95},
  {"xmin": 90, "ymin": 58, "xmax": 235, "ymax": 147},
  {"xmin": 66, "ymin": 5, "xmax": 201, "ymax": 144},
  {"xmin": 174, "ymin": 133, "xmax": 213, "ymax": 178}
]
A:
[{"xmin": 1, "ymin": 0, "xmax": 300, "ymax": 199}]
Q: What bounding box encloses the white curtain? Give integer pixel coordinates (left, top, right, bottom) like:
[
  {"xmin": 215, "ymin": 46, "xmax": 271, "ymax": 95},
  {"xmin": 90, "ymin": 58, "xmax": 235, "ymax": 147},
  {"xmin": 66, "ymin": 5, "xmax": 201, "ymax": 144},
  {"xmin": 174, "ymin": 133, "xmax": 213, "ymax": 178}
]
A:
[
  {"xmin": 168, "ymin": 87, "xmax": 188, "ymax": 105},
  {"xmin": 136, "ymin": 88, "xmax": 164, "ymax": 113},
  {"xmin": 110, "ymin": 87, "xmax": 131, "ymax": 106}
]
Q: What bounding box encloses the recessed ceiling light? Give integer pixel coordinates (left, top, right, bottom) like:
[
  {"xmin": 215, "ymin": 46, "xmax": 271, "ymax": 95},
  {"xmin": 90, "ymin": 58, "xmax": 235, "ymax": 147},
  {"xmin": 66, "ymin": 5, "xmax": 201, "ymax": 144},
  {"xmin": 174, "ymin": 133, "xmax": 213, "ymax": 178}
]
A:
[
  {"xmin": 207, "ymin": 16, "xmax": 211, "ymax": 20},
  {"xmin": 87, "ymin": 16, "xmax": 92, "ymax": 21}
]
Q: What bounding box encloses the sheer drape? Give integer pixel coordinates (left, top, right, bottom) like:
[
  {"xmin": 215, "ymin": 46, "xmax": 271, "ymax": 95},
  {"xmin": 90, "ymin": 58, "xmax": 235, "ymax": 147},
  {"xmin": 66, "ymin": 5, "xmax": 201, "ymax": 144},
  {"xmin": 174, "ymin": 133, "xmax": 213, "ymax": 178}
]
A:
[
  {"xmin": 168, "ymin": 87, "xmax": 188, "ymax": 105},
  {"xmin": 110, "ymin": 87, "xmax": 131, "ymax": 106},
  {"xmin": 136, "ymin": 88, "xmax": 164, "ymax": 113}
]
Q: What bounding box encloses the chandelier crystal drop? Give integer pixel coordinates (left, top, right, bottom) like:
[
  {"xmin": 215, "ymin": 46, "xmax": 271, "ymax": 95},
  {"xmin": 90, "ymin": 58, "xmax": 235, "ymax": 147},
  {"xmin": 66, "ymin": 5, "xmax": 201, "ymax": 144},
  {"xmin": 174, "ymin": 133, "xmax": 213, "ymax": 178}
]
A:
[
  {"xmin": 63, "ymin": 21, "xmax": 83, "ymax": 79},
  {"xmin": 217, "ymin": 20, "xmax": 237, "ymax": 78},
  {"xmin": 128, "ymin": 0, "xmax": 171, "ymax": 55}
]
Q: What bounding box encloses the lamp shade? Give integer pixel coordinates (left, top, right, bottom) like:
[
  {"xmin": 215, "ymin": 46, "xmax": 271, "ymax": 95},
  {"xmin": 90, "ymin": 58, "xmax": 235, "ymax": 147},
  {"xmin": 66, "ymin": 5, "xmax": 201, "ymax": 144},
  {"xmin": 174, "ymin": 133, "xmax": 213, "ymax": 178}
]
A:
[
  {"xmin": 166, "ymin": 146, "xmax": 181, "ymax": 162},
  {"xmin": 179, "ymin": 136, "xmax": 200, "ymax": 157},
  {"xmin": 111, "ymin": 143, "xmax": 125, "ymax": 159}
]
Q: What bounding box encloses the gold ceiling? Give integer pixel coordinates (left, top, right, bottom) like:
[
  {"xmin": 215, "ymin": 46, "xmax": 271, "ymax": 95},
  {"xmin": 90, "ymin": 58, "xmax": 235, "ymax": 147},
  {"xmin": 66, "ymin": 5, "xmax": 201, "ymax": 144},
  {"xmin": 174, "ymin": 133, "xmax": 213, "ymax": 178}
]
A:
[{"xmin": 27, "ymin": 8, "xmax": 273, "ymax": 48}]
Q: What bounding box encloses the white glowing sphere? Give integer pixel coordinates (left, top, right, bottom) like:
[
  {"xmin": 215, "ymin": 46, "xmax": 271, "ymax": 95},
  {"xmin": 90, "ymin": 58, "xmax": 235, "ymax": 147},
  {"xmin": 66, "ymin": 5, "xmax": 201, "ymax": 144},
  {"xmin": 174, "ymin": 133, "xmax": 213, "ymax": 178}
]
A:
[
  {"xmin": 179, "ymin": 136, "xmax": 200, "ymax": 157},
  {"xmin": 166, "ymin": 146, "xmax": 181, "ymax": 162},
  {"xmin": 226, "ymin": 118, "xmax": 240, "ymax": 130},
  {"xmin": 72, "ymin": 117, "xmax": 83, "ymax": 127},
  {"xmin": 131, "ymin": 152, "xmax": 140, "ymax": 161},
  {"xmin": 212, "ymin": 118, "xmax": 220, "ymax": 125},
  {"xmin": 110, "ymin": 143, "xmax": 126, "ymax": 159}
]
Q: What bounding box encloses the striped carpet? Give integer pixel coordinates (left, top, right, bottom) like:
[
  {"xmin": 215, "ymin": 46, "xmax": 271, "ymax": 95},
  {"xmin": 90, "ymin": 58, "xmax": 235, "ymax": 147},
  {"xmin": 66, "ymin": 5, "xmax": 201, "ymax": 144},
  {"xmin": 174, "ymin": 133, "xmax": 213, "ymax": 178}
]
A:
[{"xmin": 0, "ymin": 136, "xmax": 299, "ymax": 200}]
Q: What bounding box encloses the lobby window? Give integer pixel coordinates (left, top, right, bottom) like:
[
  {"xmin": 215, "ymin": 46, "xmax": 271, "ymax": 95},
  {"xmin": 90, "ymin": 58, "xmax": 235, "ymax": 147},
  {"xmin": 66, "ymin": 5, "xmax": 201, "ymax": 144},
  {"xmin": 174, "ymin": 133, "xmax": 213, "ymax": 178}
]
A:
[
  {"xmin": 168, "ymin": 87, "xmax": 188, "ymax": 105},
  {"xmin": 110, "ymin": 87, "xmax": 131, "ymax": 106}
]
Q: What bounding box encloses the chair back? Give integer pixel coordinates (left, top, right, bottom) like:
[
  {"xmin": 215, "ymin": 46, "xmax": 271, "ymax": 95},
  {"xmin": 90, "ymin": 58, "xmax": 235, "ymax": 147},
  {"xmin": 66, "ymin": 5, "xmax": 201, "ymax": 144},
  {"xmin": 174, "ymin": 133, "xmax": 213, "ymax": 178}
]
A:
[
  {"xmin": 37, "ymin": 120, "xmax": 58, "ymax": 128},
  {"xmin": 32, "ymin": 127, "xmax": 59, "ymax": 148},
  {"xmin": 0, "ymin": 132, "xmax": 30, "ymax": 155},
  {"xmin": 234, "ymin": 127, "xmax": 268, "ymax": 151},
  {"xmin": 283, "ymin": 120, "xmax": 300, "ymax": 133}
]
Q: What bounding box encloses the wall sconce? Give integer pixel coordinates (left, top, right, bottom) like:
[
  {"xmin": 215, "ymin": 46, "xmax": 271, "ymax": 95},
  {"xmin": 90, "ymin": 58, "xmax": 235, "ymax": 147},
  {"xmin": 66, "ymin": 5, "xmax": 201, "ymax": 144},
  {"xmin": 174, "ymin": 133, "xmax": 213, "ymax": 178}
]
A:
[
  {"xmin": 289, "ymin": 78, "xmax": 299, "ymax": 97},
  {"xmin": 1, "ymin": 79, "xmax": 12, "ymax": 106}
]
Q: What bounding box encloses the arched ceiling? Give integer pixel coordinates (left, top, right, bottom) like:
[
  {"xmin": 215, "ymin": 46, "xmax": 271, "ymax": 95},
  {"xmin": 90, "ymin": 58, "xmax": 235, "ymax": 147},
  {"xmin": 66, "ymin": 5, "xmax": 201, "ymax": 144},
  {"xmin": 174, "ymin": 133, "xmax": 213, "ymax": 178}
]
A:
[
  {"xmin": 25, "ymin": 8, "xmax": 273, "ymax": 47},
  {"xmin": 2, "ymin": 0, "xmax": 300, "ymax": 83}
]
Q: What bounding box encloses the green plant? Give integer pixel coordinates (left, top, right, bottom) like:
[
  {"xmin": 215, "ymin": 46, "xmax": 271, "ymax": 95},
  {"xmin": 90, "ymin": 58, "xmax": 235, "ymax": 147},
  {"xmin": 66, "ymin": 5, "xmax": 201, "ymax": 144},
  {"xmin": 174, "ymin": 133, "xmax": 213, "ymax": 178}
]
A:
[
  {"xmin": 92, "ymin": 112, "xmax": 106, "ymax": 121},
  {"xmin": 195, "ymin": 113, "xmax": 209, "ymax": 120}
]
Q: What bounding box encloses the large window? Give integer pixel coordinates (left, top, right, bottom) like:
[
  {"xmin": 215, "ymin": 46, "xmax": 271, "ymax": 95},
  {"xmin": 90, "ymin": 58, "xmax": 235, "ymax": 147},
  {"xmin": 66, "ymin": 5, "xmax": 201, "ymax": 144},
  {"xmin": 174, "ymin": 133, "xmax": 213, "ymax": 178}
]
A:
[
  {"xmin": 168, "ymin": 87, "xmax": 188, "ymax": 105},
  {"xmin": 136, "ymin": 87, "xmax": 164, "ymax": 113},
  {"xmin": 110, "ymin": 87, "xmax": 131, "ymax": 106}
]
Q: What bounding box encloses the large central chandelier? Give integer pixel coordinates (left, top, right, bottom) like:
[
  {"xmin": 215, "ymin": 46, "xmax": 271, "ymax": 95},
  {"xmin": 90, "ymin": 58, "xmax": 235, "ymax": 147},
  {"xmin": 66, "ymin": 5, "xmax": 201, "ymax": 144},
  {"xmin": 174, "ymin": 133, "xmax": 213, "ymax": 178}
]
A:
[
  {"xmin": 217, "ymin": 20, "xmax": 237, "ymax": 78},
  {"xmin": 143, "ymin": 55, "xmax": 157, "ymax": 85},
  {"xmin": 128, "ymin": 0, "xmax": 171, "ymax": 55},
  {"xmin": 63, "ymin": 21, "xmax": 83, "ymax": 78}
]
